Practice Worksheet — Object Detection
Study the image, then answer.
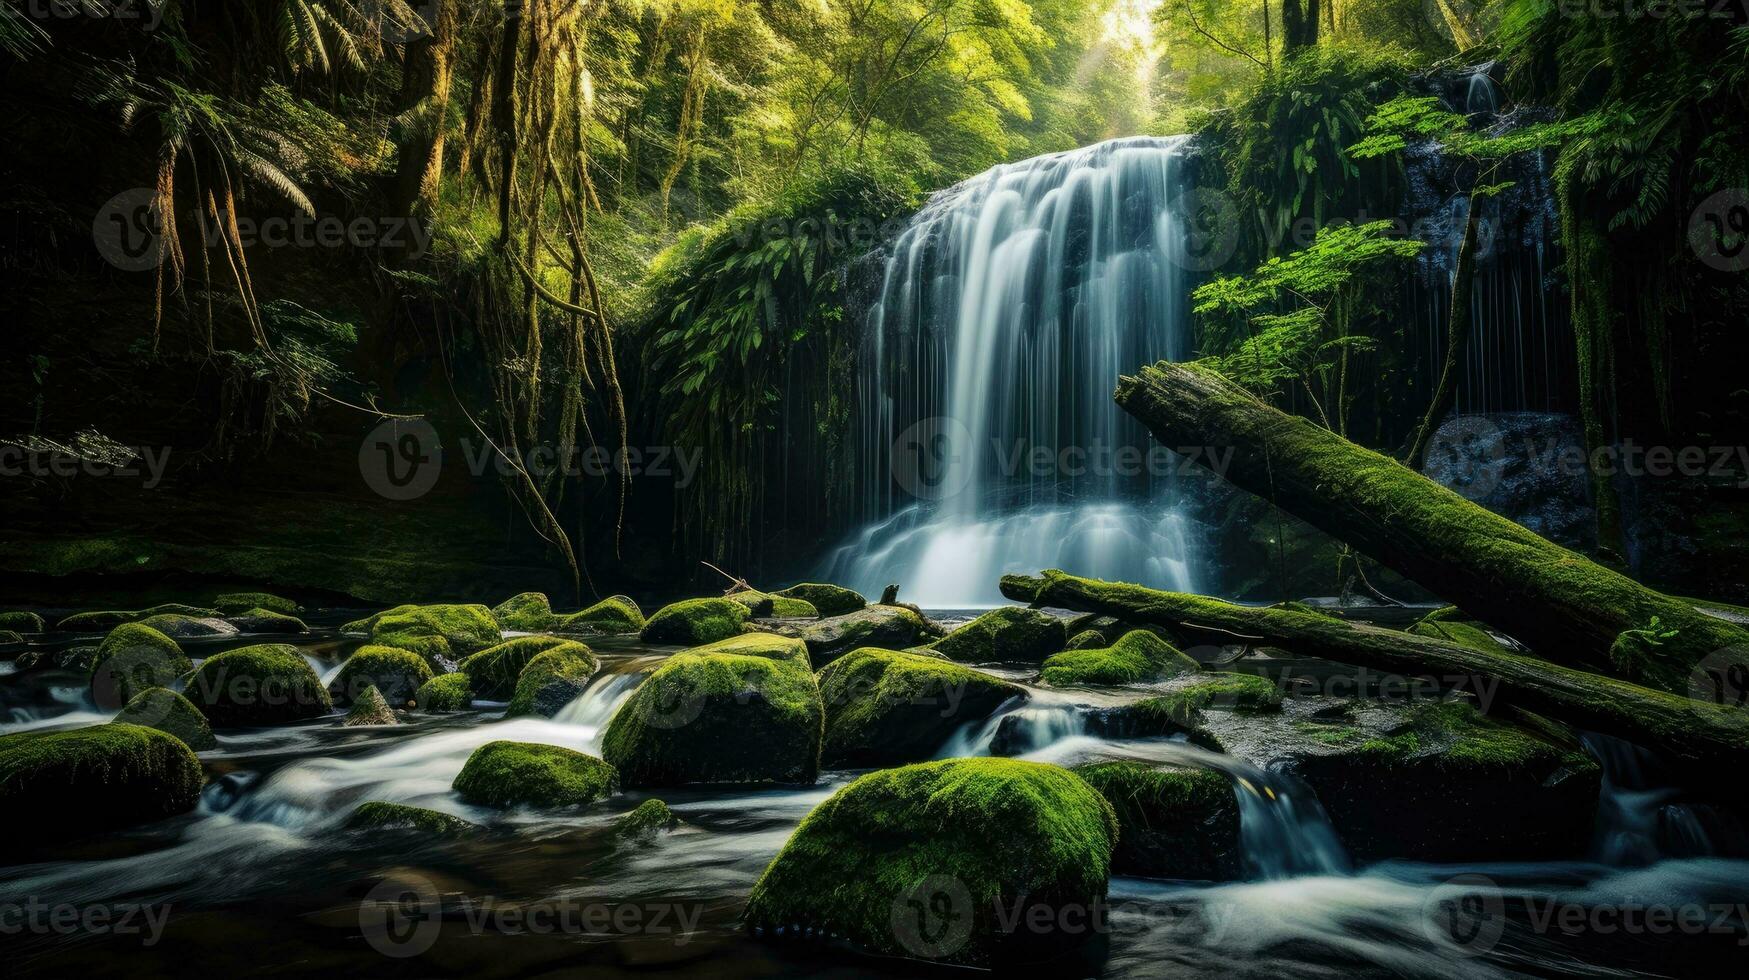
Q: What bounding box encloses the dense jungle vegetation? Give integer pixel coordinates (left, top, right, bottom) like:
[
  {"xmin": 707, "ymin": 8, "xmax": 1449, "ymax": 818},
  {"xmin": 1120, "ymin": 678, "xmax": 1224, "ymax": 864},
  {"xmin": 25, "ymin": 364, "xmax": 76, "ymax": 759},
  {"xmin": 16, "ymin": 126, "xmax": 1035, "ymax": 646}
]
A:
[{"xmin": 2, "ymin": 0, "xmax": 1746, "ymax": 605}]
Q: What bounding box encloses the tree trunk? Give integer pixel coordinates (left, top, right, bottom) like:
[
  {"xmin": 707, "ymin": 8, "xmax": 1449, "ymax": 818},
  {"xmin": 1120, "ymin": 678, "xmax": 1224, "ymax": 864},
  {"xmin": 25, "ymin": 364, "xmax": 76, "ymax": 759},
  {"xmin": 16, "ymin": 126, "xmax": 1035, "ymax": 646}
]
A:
[
  {"xmin": 388, "ymin": 1, "xmax": 457, "ymax": 220},
  {"xmin": 1112, "ymin": 360, "xmax": 1749, "ymax": 693},
  {"xmin": 1403, "ymin": 196, "xmax": 1478, "ymax": 469},
  {"xmin": 1001, "ymin": 571, "xmax": 1749, "ymax": 794},
  {"xmin": 492, "ymin": 2, "xmax": 523, "ymax": 245}
]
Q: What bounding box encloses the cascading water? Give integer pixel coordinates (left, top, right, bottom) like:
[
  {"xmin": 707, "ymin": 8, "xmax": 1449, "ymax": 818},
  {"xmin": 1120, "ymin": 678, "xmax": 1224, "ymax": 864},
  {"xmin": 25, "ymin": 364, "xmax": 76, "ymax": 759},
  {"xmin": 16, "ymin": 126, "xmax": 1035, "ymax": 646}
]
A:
[{"xmin": 820, "ymin": 136, "xmax": 1204, "ymax": 605}]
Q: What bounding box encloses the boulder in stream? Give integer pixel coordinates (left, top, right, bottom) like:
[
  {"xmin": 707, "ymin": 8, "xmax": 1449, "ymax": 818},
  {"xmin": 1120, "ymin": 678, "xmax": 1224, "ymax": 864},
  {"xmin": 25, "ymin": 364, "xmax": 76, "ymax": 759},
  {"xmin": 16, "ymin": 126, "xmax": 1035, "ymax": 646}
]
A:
[
  {"xmin": 113, "ymin": 686, "xmax": 217, "ymax": 751},
  {"xmin": 460, "ymin": 636, "xmax": 592, "ymax": 700},
  {"xmin": 816, "ymin": 648, "xmax": 1022, "ymax": 768},
  {"xmin": 773, "ymin": 583, "xmax": 867, "ymax": 617},
  {"xmin": 345, "ymin": 800, "xmax": 476, "ymax": 835},
  {"xmin": 89, "ymin": 623, "xmax": 192, "ymax": 708},
  {"xmin": 639, "ymin": 597, "xmax": 750, "ymax": 645},
  {"xmin": 329, "ymin": 645, "xmax": 434, "ymax": 706},
  {"xmin": 491, "ymin": 591, "xmax": 559, "ymax": 632},
  {"xmin": 780, "ymin": 604, "xmax": 933, "ymax": 667},
  {"xmin": 0, "ymin": 611, "xmax": 45, "ymax": 633},
  {"xmin": 1038, "ymin": 629, "xmax": 1199, "ymax": 687},
  {"xmin": 453, "ymin": 740, "xmax": 617, "ymax": 809},
  {"xmin": 556, "ymin": 595, "xmax": 645, "ymax": 634},
  {"xmin": 227, "ymin": 608, "xmax": 310, "ymax": 634},
  {"xmin": 931, "ymin": 607, "xmax": 1066, "ymax": 663},
  {"xmin": 341, "ymin": 685, "xmax": 399, "ymax": 726},
  {"xmin": 184, "ymin": 644, "xmax": 333, "ymax": 727},
  {"xmin": 614, "ymin": 798, "xmax": 681, "ymax": 843},
  {"xmin": 729, "ymin": 590, "xmax": 820, "ymax": 618},
  {"xmin": 0, "ymin": 723, "xmax": 203, "ymax": 848},
  {"xmin": 1073, "ymin": 761, "xmax": 1240, "ymax": 880},
  {"xmin": 506, "ymin": 646, "xmax": 597, "ymax": 717},
  {"xmin": 343, "ymin": 603, "xmax": 501, "ymax": 667},
  {"xmin": 413, "ymin": 671, "xmax": 474, "ymax": 712},
  {"xmin": 212, "ymin": 592, "xmax": 301, "ymax": 616},
  {"xmin": 135, "ymin": 613, "xmax": 238, "ymax": 640}
]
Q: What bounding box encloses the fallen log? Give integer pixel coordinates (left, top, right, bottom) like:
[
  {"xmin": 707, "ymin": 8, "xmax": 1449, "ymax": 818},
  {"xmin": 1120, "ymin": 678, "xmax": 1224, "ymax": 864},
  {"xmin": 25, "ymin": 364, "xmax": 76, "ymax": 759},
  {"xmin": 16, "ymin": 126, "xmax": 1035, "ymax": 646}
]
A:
[
  {"xmin": 1114, "ymin": 360, "xmax": 1749, "ymax": 694},
  {"xmin": 1002, "ymin": 570, "xmax": 1749, "ymax": 791}
]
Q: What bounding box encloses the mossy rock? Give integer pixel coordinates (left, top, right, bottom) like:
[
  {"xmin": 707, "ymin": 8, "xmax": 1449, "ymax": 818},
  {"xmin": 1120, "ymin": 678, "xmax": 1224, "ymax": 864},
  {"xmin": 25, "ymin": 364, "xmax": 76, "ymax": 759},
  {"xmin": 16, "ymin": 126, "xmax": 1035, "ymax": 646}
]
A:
[
  {"xmin": 1142, "ymin": 673, "xmax": 1283, "ymax": 726},
  {"xmin": 459, "ymin": 636, "xmax": 590, "ymax": 700},
  {"xmin": 1038, "ymin": 630, "xmax": 1200, "ymax": 687},
  {"xmin": 729, "ymin": 591, "xmax": 820, "ymax": 619},
  {"xmin": 213, "ymin": 592, "xmax": 301, "ymax": 616},
  {"xmin": 57, "ymin": 610, "xmax": 137, "ymax": 631},
  {"xmin": 744, "ymin": 758, "xmax": 1118, "ymax": 967},
  {"xmin": 1083, "ymin": 699, "xmax": 1224, "ymax": 749},
  {"xmin": 639, "ymin": 598, "xmax": 750, "ymax": 646},
  {"xmin": 686, "ymin": 632, "xmax": 811, "ymax": 665},
  {"xmin": 555, "ymin": 595, "xmax": 645, "ymax": 634},
  {"xmin": 329, "ymin": 645, "xmax": 434, "ymax": 706},
  {"xmin": 1287, "ymin": 700, "xmax": 1601, "ymax": 863},
  {"xmin": 0, "ymin": 723, "xmax": 204, "ymax": 848},
  {"xmin": 931, "ymin": 607, "xmax": 1066, "ymax": 664},
  {"xmin": 817, "ymin": 649, "xmax": 1022, "ymax": 768},
  {"xmin": 1063, "ymin": 629, "xmax": 1104, "ymax": 651},
  {"xmin": 773, "ymin": 583, "xmax": 867, "ymax": 617},
  {"xmin": 135, "ymin": 613, "xmax": 237, "ymax": 640},
  {"xmin": 615, "ymin": 798, "xmax": 680, "ymax": 842},
  {"xmin": 184, "ymin": 644, "xmax": 333, "ymax": 727},
  {"xmin": 89, "ymin": 623, "xmax": 192, "ymax": 709},
  {"xmin": 113, "ymin": 687, "xmax": 217, "ymax": 751},
  {"xmin": 345, "ymin": 801, "xmax": 476, "ymax": 835},
  {"xmin": 452, "ymin": 740, "xmax": 617, "ymax": 809},
  {"xmin": 491, "ymin": 592, "xmax": 559, "ymax": 632},
  {"xmin": 506, "ymin": 648, "xmax": 597, "ymax": 718},
  {"xmin": 413, "ymin": 671, "xmax": 473, "ymax": 712},
  {"xmin": 602, "ymin": 652, "xmax": 823, "ymax": 787},
  {"xmin": 787, "ymin": 605, "xmax": 932, "ymax": 667},
  {"xmin": 19, "ymin": 645, "xmax": 100, "ymax": 673},
  {"xmin": 228, "ymin": 608, "xmax": 310, "ymax": 635},
  {"xmin": 351, "ymin": 603, "xmax": 501, "ymax": 667},
  {"xmin": 342, "ymin": 685, "xmax": 399, "ymax": 726},
  {"xmin": 1074, "ymin": 762, "xmax": 1240, "ymax": 880},
  {"xmin": 0, "ymin": 611, "xmax": 45, "ymax": 633},
  {"xmin": 0, "ymin": 630, "xmax": 22, "ymax": 645}
]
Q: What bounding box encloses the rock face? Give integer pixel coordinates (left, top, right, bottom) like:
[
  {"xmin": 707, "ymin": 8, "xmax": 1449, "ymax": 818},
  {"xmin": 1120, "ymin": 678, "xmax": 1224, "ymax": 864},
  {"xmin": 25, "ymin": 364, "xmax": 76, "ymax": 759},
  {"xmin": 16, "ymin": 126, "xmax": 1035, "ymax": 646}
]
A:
[
  {"xmin": 744, "ymin": 758, "xmax": 1119, "ymax": 967},
  {"xmin": 557, "ymin": 595, "xmax": 645, "ymax": 634},
  {"xmin": 1281, "ymin": 700, "xmax": 1601, "ymax": 863},
  {"xmin": 113, "ymin": 687, "xmax": 218, "ymax": 751},
  {"xmin": 345, "ymin": 801, "xmax": 476, "ymax": 835},
  {"xmin": 506, "ymin": 647, "xmax": 597, "ymax": 717},
  {"xmin": 0, "ymin": 724, "xmax": 204, "ymax": 848},
  {"xmin": 329, "ymin": 645, "xmax": 434, "ymax": 706},
  {"xmin": 89, "ymin": 624, "xmax": 192, "ymax": 708},
  {"xmin": 452, "ymin": 740, "xmax": 617, "ymax": 808},
  {"xmin": 1420, "ymin": 412, "xmax": 1594, "ymax": 550},
  {"xmin": 781, "ymin": 605, "xmax": 932, "ymax": 667},
  {"xmin": 816, "ymin": 649, "xmax": 1022, "ymax": 768},
  {"xmin": 1037, "ymin": 630, "xmax": 1199, "ymax": 686},
  {"xmin": 491, "ymin": 592, "xmax": 559, "ymax": 632},
  {"xmin": 932, "ymin": 607, "xmax": 1066, "ymax": 663},
  {"xmin": 1074, "ymin": 762, "xmax": 1240, "ymax": 880},
  {"xmin": 341, "ymin": 685, "xmax": 399, "ymax": 726},
  {"xmin": 773, "ymin": 583, "xmax": 867, "ymax": 617},
  {"xmin": 602, "ymin": 651, "xmax": 824, "ymax": 787},
  {"xmin": 413, "ymin": 672, "xmax": 473, "ymax": 712},
  {"xmin": 639, "ymin": 598, "xmax": 750, "ymax": 646},
  {"xmin": 184, "ymin": 644, "xmax": 333, "ymax": 727},
  {"xmin": 344, "ymin": 603, "xmax": 501, "ymax": 666},
  {"xmin": 460, "ymin": 637, "xmax": 594, "ymax": 700}
]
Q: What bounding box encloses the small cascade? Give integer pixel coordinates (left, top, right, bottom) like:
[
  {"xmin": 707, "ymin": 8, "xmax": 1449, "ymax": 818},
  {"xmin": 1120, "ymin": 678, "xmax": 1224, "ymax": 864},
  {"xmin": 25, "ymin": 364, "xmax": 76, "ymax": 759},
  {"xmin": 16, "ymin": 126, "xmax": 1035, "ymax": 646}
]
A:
[
  {"xmin": 552, "ymin": 669, "xmax": 646, "ymax": 728},
  {"xmin": 1585, "ymin": 733, "xmax": 1748, "ymax": 863},
  {"xmin": 1465, "ymin": 63, "xmax": 1500, "ymax": 116}
]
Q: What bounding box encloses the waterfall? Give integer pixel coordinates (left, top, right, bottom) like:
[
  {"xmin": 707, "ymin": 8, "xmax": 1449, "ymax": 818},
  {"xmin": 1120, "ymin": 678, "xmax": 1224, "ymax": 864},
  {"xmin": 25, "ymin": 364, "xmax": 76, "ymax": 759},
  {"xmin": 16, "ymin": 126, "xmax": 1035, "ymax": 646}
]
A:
[{"xmin": 821, "ymin": 136, "xmax": 1203, "ymax": 606}]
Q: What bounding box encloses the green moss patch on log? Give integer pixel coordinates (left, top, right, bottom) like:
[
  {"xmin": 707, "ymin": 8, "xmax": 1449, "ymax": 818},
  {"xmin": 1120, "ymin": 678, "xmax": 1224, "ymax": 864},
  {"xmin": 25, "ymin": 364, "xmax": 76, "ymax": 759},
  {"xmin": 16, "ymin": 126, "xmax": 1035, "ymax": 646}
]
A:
[
  {"xmin": 1038, "ymin": 630, "xmax": 1199, "ymax": 687},
  {"xmin": 452, "ymin": 741, "xmax": 617, "ymax": 809},
  {"xmin": 816, "ymin": 648, "xmax": 1023, "ymax": 768}
]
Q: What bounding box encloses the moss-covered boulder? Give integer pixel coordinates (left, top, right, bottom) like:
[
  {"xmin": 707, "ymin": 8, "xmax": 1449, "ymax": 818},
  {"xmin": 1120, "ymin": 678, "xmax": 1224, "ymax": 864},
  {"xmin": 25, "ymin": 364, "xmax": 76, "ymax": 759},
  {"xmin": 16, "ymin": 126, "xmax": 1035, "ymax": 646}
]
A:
[
  {"xmin": 459, "ymin": 636, "xmax": 590, "ymax": 700},
  {"xmin": 1286, "ymin": 700, "xmax": 1601, "ymax": 863},
  {"xmin": 342, "ymin": 685, "xmax": 399, "ymax": 726},
  {"xmin": 931, "ymin": 607, "xmax": 1066, "ymax": 663},
  {"xmin": 817, "ymin": 649, "xmax": 1022, "ymax": 768},
  {"xmin": 113, "ymin": 687, "xmax": 217, "ymax": 751},
  {"xmin": 555, "ymin": 595, "xmax": 645, "ymax": 634},
  {"xmin": 18, "ymin": 645, "xmax": 100, "ymax": 673},
  {"xmin": 184, "ymin": 644, "xmax": 333, "ymax": 727},
  {"xmin": 615, "ymin": 798, "xmax": 680, "ymax": 842},
  {"xmin": 0, "ymin": 611, "xmax": 45, "ymax": 633},
  {"xmin": 491, "ymin": 592, "xmax": 559, "ymax": 632},
  {"xmin": 213, "ymin": 592, "xmax": 301, "ymax": 616},
  {"xmin": 1140, "ymin": 673, "xmax": 1283, "ymax": 726},
  {"xmin": 729, "ymin": 591, "xmax": 820, "ymax": 619},
  {"xmin": 89, "ymin": 624, "xmax": 192, "ymax": 709},
  {"xmin": 1073, "ymin": 762, "xmax": 1240, "ymax": 880},
  {"xmin": 639, "ymin": 598, "xmax": 749, "ymax": 646},
  {"xmin": 744, "ymin": 758, "xmax": 1118, "ymax": 966},
  {"xmin": 1064, "ymin": 629, "xmax": 1105, "ymax": 651},
  {"xmin": 227, "ymin": 608, "xmax": 309, "ymax": 635},
  {"xmin": 0, "ymin": 724, "xmax": 204, "ymax": 847},
  {"xmin": 347, "ymin": 603, "xmax": 501, "ymax": 667},
  {"xmin": 345, "ymin": 801, "xmax": 476, "ymax": 835},
  {"xmin": 329, "ymin": 645, "xmax": 434, "ymax": 706},
  {"xmin": 135, "ymin": 613, "xmax": 238, "ymax": 640},
  {"xmin": 1083, "ymin": 698, "xmax": 1223, "ymax": 749},
  {"xmin": 602, "ymin": 652, "xmax": 823, "ymax": 786},
  {"xmin": 452, "ymin": 740, "xmax": 618, "ymax": 809},
  {"xmin": 507, "ymin": 648, "xmax": 597, "ymax": 717},
  {"xmin": 412, "ymin": 672, "xmax": 473, "ymax": 712},
  {"xmin": 1038, "ymin": 630, "xmax": 1199, "ymax": 687},
  {"xmin": 687, "ymin": 633, "xmax": 811, "ymax": 665},
  {"xmin": 773, "ymin": 583, "xmax": 866, "ymax": 617},
  {"xmin": 786, "ymin": 605, "xmax": 932, "ymax": 667},
  {"xmin": 56, "ymin": 605, "xmax": 219, "ymax": 632}
]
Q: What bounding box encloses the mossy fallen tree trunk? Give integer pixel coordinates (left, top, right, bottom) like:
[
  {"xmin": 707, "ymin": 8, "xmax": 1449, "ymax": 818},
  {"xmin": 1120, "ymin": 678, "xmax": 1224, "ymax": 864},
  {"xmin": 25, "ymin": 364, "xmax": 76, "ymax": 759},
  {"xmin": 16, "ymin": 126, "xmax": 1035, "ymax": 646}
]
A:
[
  {"xmin": 1114, "ymin": 361, "xmax": 1749, "ymax": 694},
  {"xmin": 1002, "ymin": 571, "xmax": 1749, "ymax": 792}
]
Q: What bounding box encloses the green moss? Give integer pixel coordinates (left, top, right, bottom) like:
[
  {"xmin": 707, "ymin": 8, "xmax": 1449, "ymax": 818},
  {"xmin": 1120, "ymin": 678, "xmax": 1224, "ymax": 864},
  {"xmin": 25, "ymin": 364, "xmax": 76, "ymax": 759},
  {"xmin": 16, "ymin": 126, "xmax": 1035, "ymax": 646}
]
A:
[
  {"xmin": 1073, "ymin": 762, "xmax": 1240, "ymax": 880},
  {"xmin": 452, "ymin": 740, "xmax": 617, "ymax": 809},
  {"xmin": 744, "ymin": 758, "xmax": 1118, "ymax": 966},
  {"xmin": 135, "ymin": 613, "xmax": 231, "ymax": 639},
  {"xmin": 687, "ymin": 632, "xmax": 811, "ymax": 665},
  {"xmin": 773, "ymin": 583, "xmax": 866, "ymax": 616},
  {"xmin": 228, "ymin": 608, "xmax": 310, "ymax": 634},
  {"xmin": 729, "ymin": 591, "xmax": 820, "ymax": 618},
  {"xmin": 113, "ymin": 687, "xmax": 217, "ymax": 751},
  {"xmin": 89, "ymin": 624, "xmax": 192, "ymax": 708},
  {"xmin": 184, "ymin": 644, "xmax": 333, "ymax": 727},
  {"xmin": 931, "ymin": 607, "xmax": 1066, "ymax": 663},
  {"xmin": 793, "ymin": 605, "xmax": 933, "ymax": 666},
  {"xmin": 1038, "ymin": 630, "xmax": 1199, "ymax": 687},
  {"xmin": 1064, "ymin": 629, "xmax": 1104, "ymax": 651},
  {"xmin": 57, "ymin": 610, "xmax": 138, "ymax": 631},
  {"xmin": 213, "ymin": 593, "xmax": 300, "ymax": 616},
  {"xmin": 615, "ymin": 798, "xmax": 680, "ymax": 842},
  {"xmin": 506, "ymin": 647, "xmax": 598, "ymax": 717},
  {"xmin": 1136, "ymin": 673, "xmax": 1283, "ymax": 725},
  {"xmin": 342, "ymin": 684, "xmax": 399, "ymax": 726},
  {"xmin": 602, "ymin": 651, "xmax": 823, "ymax": 786},
  {"xmin": 1409, "ymin": 619, "xmax": 1511, "ymax": 655},
  {"xmin": 640, "ymin": 598, "xmax": 750, "ymax": 645},
  {"xmin": 817, "ymin": 648, "xmax": 1022, "ymax": 768},
  {"xmin": 0, "ymin": 611, "xmax": 45, "ymax": 633},
  {"xmin": 459, "ymin": 636, "xmax": 587, "ymax": 699},
  {"xmin": 352, "ymin": 604, "xmax": 501, "ymax": 666},
  {"xmin": 555, "ymin": 595, "xmax": 645, "ymax": 634},
  {"xmin": 1355, "ymin": 700, "xmax": 1593, "ymax": 772},
  {"xmin": 330, "ymin": 645, "xmax": 434, "ymax": 706},
  {"xmin": 413, "ymin": 671, "xmax": 473, "ymax": 712},
  {"xmin": 345, "ymin": 801, "xmax": 476, "ymax": 835},
  {"xmin": 492, "ymin": 592, "xmax": 559, "ymax": 632},
  {"xmin": 0, "ymin": 723, "xmax": 204, "ymax": 847}
]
